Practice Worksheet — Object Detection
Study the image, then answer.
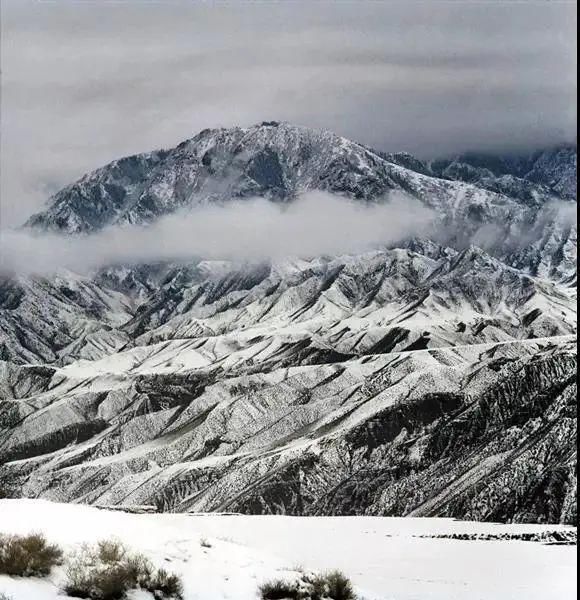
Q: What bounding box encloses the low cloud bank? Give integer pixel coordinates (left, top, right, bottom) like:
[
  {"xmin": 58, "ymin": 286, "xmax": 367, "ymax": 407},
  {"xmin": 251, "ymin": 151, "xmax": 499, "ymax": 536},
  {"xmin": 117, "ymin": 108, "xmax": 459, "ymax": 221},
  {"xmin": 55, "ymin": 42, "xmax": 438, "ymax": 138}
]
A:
[
  {"xmin": 470, "ymin": 199, "xmax": 578, "ymax": 251},
  {"xmin": 0, "ymin": 192, "xmax": 435, "ymax": 275}
]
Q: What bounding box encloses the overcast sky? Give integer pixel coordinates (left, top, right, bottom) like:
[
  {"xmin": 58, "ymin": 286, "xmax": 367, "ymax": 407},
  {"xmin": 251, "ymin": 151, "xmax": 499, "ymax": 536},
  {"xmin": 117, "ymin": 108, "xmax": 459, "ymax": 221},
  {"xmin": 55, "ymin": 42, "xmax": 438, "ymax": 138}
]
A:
[{"xmin": 1, "ymin": 0, "xmax": 577, "ymax": 226}]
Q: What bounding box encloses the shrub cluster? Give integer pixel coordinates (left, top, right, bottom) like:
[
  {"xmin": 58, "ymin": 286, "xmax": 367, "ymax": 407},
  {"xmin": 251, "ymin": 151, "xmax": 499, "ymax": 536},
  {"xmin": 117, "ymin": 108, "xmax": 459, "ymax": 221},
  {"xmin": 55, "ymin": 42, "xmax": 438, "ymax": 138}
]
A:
[
  {"xmin": 0, "ymin": 533, "xmax": 184, "ymax": 600},
  {"xmin": 64, "ymin": 539, "xmax": 183, "ymax": 600},
  {"xmin": 229, "ymin": 380, "xmax": 265, "ymax": 396},
  {"xmin": 259, "ymin": 570, "xmax": 357, "ymax": 600},
  {"xmin": 0, "ymin": 532, "xmax": 63, "ymax": 577}
]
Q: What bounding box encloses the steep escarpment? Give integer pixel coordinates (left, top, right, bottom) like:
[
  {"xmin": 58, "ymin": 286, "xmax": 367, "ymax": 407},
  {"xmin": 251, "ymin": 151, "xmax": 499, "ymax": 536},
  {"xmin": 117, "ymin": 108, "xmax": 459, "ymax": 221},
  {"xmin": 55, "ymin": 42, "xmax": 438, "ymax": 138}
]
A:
[{"xmin": 0, "ymin": 338, "xmax": 576, "ymax": 524}]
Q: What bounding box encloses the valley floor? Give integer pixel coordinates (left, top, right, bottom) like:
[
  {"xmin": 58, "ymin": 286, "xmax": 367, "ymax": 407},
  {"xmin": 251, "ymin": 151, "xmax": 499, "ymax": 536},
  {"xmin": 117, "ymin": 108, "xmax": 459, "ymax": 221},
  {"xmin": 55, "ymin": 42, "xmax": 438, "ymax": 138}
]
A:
[{"xmin": 0, "ymin": 500, "xmax": 576, "ymax": 600}]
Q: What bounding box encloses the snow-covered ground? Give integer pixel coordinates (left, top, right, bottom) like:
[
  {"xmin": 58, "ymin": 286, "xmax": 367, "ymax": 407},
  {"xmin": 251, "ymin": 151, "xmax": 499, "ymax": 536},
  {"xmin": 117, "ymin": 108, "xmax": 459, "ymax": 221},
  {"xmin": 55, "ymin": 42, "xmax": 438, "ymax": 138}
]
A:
[{"xmin": 0, "ymin": 500, "xmax": 576, "ymax": 600}]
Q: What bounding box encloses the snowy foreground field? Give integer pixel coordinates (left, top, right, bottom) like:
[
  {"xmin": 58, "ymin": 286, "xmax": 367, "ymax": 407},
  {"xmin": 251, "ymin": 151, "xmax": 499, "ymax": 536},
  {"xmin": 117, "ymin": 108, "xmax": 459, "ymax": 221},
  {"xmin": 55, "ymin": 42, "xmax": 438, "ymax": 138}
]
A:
[{"xmin": 0, "ymin": 500, "xmax": 576, "ymax": 600}]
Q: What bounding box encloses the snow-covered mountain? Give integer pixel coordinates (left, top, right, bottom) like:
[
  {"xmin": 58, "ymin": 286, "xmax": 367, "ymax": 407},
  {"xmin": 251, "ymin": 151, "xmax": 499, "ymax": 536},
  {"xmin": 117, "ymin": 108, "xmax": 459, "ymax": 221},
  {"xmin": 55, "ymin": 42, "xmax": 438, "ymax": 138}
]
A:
[
  {"xmin": 24, "ymin": 122, "xmax": 576, "ymax": 280},
  {"xmin": 386, "ymin": 145, "xmax": 577, "ymax": 201},
  {"xmin": 0, "ymin": 335, "xmax": 576, "ymax": 523},
  {"xmin": 1, "ymin": 123, "xmax": 577, "ymax": 524},
  {"xmin": 1, "ymin": 247, "xmax": 575, "ymax": 367},
  {"xmin": 430, "ymin": 146, "xmax": 577, "ymax": 200}
]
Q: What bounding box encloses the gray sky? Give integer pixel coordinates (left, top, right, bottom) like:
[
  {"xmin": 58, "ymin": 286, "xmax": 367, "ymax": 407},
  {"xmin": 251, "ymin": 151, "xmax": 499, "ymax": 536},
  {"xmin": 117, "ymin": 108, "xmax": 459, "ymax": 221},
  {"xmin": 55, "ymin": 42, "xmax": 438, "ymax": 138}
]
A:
[{"xmin": 1, "ymin": 0, "xmax": 577, "ymax": 226}]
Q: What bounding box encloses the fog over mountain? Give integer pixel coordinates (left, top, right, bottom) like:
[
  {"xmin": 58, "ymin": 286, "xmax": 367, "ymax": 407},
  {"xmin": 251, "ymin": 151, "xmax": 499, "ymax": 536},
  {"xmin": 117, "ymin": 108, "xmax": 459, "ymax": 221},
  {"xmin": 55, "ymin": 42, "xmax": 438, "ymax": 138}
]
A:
[
  {"xmin": 0, "ymin": 119, "xmax": 576, "ymax": 528},
  {"xmin": 0, "ymin": 192, "xmax": 435, "ymax": 275},
  {"xmin": 0, "ymin": 5, "xmax": 577, "ymax": 585}
]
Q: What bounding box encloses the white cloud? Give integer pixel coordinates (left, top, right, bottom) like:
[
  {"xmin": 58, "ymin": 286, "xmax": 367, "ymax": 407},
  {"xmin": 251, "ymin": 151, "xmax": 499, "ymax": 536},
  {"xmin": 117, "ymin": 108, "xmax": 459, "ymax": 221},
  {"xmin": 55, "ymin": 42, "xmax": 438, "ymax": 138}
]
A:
[{"xmin": 0, "ymin": 192, "xmax": 435, "ymax": 275}]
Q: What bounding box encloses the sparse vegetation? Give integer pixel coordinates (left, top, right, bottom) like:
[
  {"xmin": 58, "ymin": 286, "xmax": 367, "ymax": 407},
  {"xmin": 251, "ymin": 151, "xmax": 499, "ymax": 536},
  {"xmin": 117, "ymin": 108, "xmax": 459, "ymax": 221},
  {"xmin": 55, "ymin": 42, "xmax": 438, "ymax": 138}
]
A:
[
  {"xmin": 259, "ymin": 579, "xmax": 301, "ymax": 600},
  {"xmin": 0, "ymin": 532, "xmax": 63, "ymax": 577},
  {"xmin": 96, "ymin": 540, "xmax": 126, "ymax": 565},
  {"xmin": 0, "ymin": 593, "xmax": 14, "ymax": 600},
  {"xmin": 63, "ymin": 538, "xmax": 183, "ymax": 600},
  {"xmin": 259, "ymin": 570, "xmax": 357, "ymax": 600},
  {"xmin": 148, "ymin": 568, "xmax": 184, "ymax": 599},
  {"xmin": 320, "ymin": 570, "xmax": 357, "ymax": 600},
  {"xmin": 229, "ymin": 379, "xmax": 266, "ymax": 397}
]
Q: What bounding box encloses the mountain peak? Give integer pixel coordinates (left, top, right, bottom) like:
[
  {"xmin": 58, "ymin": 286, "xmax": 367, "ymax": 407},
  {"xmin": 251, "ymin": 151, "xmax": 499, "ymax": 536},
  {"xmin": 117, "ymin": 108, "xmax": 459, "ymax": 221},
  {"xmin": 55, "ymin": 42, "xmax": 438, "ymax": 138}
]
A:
[
  {"xmin": 21, "ymin": 123, "xmax": 576, "ymax": 282},
  {"xmin": 23, "ymin": 123, "xmax": 391, "ymax": 234}
]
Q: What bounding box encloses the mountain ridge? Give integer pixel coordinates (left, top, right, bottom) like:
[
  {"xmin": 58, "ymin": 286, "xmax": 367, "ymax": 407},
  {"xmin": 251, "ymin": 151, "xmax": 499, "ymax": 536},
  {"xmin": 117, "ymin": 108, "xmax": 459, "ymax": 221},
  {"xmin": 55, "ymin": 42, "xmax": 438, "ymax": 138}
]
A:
[
  {"xmin": 21, "ymin": 122, "xmax": 577, "ymax": 283},
  {"xmin": 25, "ymin": 122, "xmax": 576, "ymax": 228},
  {"xmin": 1, "ymin": 122, "xmax": 577, "ymax": 524}
]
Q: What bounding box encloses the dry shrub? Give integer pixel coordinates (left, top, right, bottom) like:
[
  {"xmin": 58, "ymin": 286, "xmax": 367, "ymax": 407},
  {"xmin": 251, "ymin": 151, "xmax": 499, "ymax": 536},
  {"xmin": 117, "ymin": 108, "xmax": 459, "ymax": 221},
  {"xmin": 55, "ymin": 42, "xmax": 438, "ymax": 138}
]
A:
[
  {"xmin": 259, "ymin": 570, "xmax": 357, "ymax": 600},
  {"xmin": 320, "ymin": 570, "xmax": 356, "ymax": 600},
  {"xmin": 0, "ymin": 532, "xmax": 63, "ymax": 577},
  {"xmin": 149, "ymin": 568, "xmax": 184, "ymax": 599},
  {"xmin": 96, "ymin": 540, "xmax": 127, "ymax": 565},
  {"xmin": 63, "ymin": 539, "xmax": 183, "ymax": 600},
  {"xmin": 259, "ymin": 579, "xmax": 301, "ymax": 599}
]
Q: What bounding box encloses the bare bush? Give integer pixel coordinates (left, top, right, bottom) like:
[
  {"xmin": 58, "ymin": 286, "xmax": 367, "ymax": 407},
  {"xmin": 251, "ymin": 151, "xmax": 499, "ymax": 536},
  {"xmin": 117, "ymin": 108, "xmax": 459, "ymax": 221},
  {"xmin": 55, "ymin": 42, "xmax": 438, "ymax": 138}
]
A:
[
  {"xmin": 148, "ymin": 568, "xmax": 184, "ymax": 599},
  {"xmin": 259, "ymin": 570, "xmax": 357, "ymax": 600},
  {"xmin": 63, "ymin": 539, "xmax": 183, "ymax": 600},
  {"xmin": 259, "ymin": 579, "xmax": 300, "ymax": 599},
  {"xmin": 96, "ymin": 540, "xmax": 126, "ymax": 565},
  {"xmin": 321, "ymin": 570, "xmax": 356, "ymax": 600},
  {"xmin": 0, "ymin": 533, "xmax": 63, "ymax": 577}
]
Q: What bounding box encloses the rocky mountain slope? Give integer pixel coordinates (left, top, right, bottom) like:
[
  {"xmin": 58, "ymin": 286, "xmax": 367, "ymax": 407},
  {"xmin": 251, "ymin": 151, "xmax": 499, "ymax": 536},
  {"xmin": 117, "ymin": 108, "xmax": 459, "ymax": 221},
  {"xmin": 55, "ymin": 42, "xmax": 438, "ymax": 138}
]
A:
[
  {"xmin": 386, "ymin": 145, "xmax": 577, "ymax": 201},
  {"xmin": 0, "ymin": 123, "xmax": 577, "ymax": 523},
  {"xmin": 0, "ymin": 336, "xmax": 576, "ymax": 524},
  {"xmin": 25, "ymin": 122, "xmax": 576, "ymax": 279},
  {"xmin": 0, "ymin": 247, "xmax": 575, "ymax": 368}
]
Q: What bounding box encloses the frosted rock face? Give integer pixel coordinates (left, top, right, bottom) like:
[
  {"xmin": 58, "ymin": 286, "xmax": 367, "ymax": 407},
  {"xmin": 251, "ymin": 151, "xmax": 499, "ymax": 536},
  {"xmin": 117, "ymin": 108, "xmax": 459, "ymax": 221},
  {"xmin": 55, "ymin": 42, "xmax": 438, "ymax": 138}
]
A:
[
  {"xmin": 0, "ymin": 338, "xmax": 576, "ymax": 524},
  {"xmin": 25, "ymin": 123, "xmax": 577, "ymax": 279},
  {"xmin": 425, "ymin": 145, "xmax": 577, "ymax": 200},
  {"xmin": 0, "ymin": 248, "xmax": 576, "ymax": 368},
  {"xmin": 0, "ymin": 251, "xmax": 576, "ymax": 523},
  {"xmin": 1, "ymin": 124, "xmax": 577, "ymax": 523}
]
